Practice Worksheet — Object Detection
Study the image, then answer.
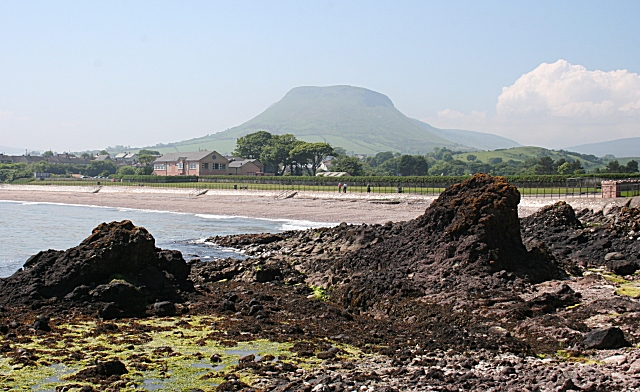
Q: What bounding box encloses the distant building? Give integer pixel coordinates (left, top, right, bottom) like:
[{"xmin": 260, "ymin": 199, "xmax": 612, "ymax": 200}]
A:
[
  {"xmin": 227, "ymin": 157, "xmax": 265, "ymax": 175},
  {"xmin": 113, "ymin": 152, "xmax": 138, "ymax": 165},
  {"xmin": 153, "ymin": 151, "xmax": 229, "ymax": 176},
  {"xmin": 318, "ymin": 156, "xmax": 335, "ymax": 172},
  {"xmin": 94, "ymin": 154, "xmax": 111, "ymax": 161},
  {"xmin": 45, "ymin": 153, "xmax": 91, "ymax": 165},
  {"xmin": 316, "ymin": 171, "xmax": 350, "ymax": 177}
]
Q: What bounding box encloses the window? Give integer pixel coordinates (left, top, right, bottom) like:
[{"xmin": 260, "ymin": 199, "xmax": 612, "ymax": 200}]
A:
[
  {"xmin": 154, "ymin": 163, "xmax": 166, "ymax": 170},
  {"xmin": 201, "ymin": 162, "xmax": 208, "ymax": 170},
  {"xmin": 189, "ymin": 162, "xmax": 197, "ymax": 170},
  {"xmin": 213, "ymin": 163, "xmax": 219, "ymax": 170},
  {"xmin": 177, "ymin": 162, "xmax": 183, "ymax": 169},
  {"xmin": 220, "ymin": 163, "xmax": 226, "ymax": 170},
  {"xmin": 212, "ymin": 155, "xmax": 217, "ymax": 160}
]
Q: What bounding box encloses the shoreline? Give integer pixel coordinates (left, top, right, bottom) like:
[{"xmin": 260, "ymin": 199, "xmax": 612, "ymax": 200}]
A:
[{"xmin": 0, "ymin": 184, "xmax": 633, "ymax": 224}]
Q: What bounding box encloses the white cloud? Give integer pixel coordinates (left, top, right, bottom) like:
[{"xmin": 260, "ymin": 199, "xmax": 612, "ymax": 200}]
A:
[{"xmin": 426, "ymin": 60, "xmax": 640, "ymax": 148}]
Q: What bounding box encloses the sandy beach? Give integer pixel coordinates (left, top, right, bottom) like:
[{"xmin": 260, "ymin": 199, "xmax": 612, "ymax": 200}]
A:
[{"xmin": 0, "ymin": 184, "xmax": 633, "ymax": 224}]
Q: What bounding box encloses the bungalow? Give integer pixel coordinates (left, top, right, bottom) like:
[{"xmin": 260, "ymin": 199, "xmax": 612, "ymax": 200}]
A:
[
  {"xmin": 153, "ymin": 151, "xmax": 229, "ymax": 176},
  {"xmin": 113, "ymin": 152, "xmax": 138, "ymax": 165},
  {"xmin": 228, "ymin": 158, "xmax": 264, "ymax": 175}
]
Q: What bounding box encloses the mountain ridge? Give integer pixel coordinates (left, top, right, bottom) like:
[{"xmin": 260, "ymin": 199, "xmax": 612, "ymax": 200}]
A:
[
  {"xmin": 566, "ymin": 137, "xmax": 640, "ymax": 158},
  {"xmin": 149, "ymin": 85, "xmax": 520, "ymax": 154}
]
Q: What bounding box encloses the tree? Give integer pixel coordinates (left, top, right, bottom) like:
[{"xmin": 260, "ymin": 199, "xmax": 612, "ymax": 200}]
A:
[
  {"xmin": 626, "ymin": 160, "xmax": 638, "ymax": 173},
  {"xmin": 488, "ymin": 157, "xmax": 503, "ymax": 165},
  {"xmin": 331, "ymin": 156, "xmax": 363, "ymax": 176},
  {"xmin": 375, "ymin": 151, "xmax": 394, "ymax": 166},
  {"xmin": 85, "ymin": 160, "xmax": 117, "ymax": 176},
  {"xmin": 332, "ymin": 147, "xmax": 347, "ymax": 156},
  {"xmin": 138, "ymin": 154, "xmax": 156, "ymax": 166},
  {"xmin": 398, "ymin": 155, "xmax": 428, "ymax": 176},
  {"xmin": 81, "ymin": 152, "xmax": 92, "ymax": 160},
  {"xmin": 234, "ymin": 131, "xmax": 273, "ymax": 159},
  {"xmin": 557, "ymin": 162, "xmax": 572, "ymax": 175},
  {"xmin": 604, "ymin": 160, "xmax": 622, "ymax": 173},
  {"xmin": 117, "ymin": 166, "xmax": 136, "ymax": 175},
  {"xmin": 99, "ymin": 150, "xmax": 109, "ymax": 155},
  {"xmin": 138, "ymin": 149, "xmax": 160, "ymax": 155},
  {"xmin": 259, "ymin": 134, "xmax": 300, "ymax": 176},
  {"xmin": 42, "ymin": 150, "xmax": 54, "ymax": 157},
  {"xmin": 289, "ymin": 142, "xmax": 334, "ymax": 176},
  {"xmin": 534, "ymin": 156, "xmax": 555, "ymax": 174},
  {"xmin": 466, "ymin": 154, "xmax": 477, "ymax": 162}
]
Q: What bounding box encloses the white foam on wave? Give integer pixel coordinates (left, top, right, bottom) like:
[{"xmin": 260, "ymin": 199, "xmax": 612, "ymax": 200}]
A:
[{"xmin": 1, "ymin": 199, "xmax": 337, "ymax": 231}]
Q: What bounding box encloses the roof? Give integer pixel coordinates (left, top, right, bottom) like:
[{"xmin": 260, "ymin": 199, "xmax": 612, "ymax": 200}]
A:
[
  {"xmin": 94, "ymin": 154, "xmax": 111, "ymax": 161},
  {"xmin": 154, "ymin": 151, "xmax": 226, "ymax": 163},
  {"xmin": 228, "ymin": 159, "xmax": 262, "ymax": 168},
  {"xmin": 316, "ymin": 172, "xmax": 350, "ymax": 177}
]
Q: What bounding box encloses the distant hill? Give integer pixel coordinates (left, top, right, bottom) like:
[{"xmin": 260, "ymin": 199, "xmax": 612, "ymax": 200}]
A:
[
  {"xmin": 451, "ymin": 146, "xmax": 604, "ymax": 171},
  {"xmin": 566, "ymin": 137, "xmax": 640, "ymax": 158},
  {"xmin": 148, "ymin": 86, "xmax": 519, "ymax": 155}
]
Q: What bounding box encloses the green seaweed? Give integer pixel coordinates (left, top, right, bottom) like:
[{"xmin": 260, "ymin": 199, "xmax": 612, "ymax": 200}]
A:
[{"xmin": 616, "ymin": 283, "xmax": 640, "ymax": 298}]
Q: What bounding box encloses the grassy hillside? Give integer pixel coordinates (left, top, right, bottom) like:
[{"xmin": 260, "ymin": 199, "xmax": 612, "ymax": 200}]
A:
[
  {"xmin": 451, "ymin": 147, "xmax": 602, "ymax": 170},
  {"xmin": 145, "ymin": 86, "xmax": 519, "ymax": 155}
]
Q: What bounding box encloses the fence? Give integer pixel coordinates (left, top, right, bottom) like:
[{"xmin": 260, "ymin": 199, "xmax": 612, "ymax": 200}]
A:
[{"xmin": 21, "ymin": 176, "xmax": 622, "ymax": 198}]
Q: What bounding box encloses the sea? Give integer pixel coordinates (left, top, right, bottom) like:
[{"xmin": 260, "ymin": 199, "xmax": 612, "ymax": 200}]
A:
[{"xmin": 0, "ymin": 200, "xmax": 334, "ymax": 278}]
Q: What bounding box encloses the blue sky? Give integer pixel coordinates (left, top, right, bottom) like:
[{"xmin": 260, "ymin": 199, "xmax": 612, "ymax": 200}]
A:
[{"xmin": 1, "ymin": 1, "xmax": 639, "ymax": 151}]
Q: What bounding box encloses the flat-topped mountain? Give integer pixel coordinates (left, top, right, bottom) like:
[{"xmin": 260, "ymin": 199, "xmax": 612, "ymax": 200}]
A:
[{"xmin": 151, "ymin": 86, "xmax": 519, "ymax": 154}]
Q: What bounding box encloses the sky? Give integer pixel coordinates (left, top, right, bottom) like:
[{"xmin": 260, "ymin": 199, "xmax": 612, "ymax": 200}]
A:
[{"xmin": 1, "ymin": 1, "xmax": 639, "ymax": 152}]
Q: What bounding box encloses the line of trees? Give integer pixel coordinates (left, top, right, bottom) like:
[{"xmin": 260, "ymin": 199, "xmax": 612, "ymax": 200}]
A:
[{"xmin": 234, "ymin": 131, "xmax": 334, "ymax": 176}]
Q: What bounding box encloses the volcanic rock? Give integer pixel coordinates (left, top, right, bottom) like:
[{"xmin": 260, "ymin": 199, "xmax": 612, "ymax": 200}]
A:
[
  {"xmin": 583, "ymin": 327, "xmax": 630, "ymax": 349},
  {"xmin": 0, "ymin": 220, "xmax": 193, "ymax": 317},
  {"xmin": 30, "ymin": 316, "xmax": 51, "ymax": 332},
  {"xmin": 329, "ymin": 174, "xmax": 563, "ymax": 310}
]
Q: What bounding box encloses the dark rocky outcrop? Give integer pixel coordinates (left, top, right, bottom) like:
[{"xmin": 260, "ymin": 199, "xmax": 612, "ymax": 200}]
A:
[
  {"xmin": 328, "ymin": 174, "xmax": 563, "ymax": 311},
  {"xmin": 0, "ymin": 220, "xmax": 193, "ymax": 318},
  {"xmin": 521, "ymin": 202, "xmax": 640, "ymax": 274},
  {"xmin": 583, "ymin": 327, "xmax": 630, "ymax": 349}
]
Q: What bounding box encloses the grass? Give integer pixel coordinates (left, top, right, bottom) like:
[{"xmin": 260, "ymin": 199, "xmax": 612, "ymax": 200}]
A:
[{"xmin": 13, "ymin": 179, "xmax": 609, "ymax": 197}]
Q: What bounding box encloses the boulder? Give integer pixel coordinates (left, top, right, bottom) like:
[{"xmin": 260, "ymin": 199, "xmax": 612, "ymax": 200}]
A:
[
  {"xmin": 609, "ymin": 259, "xmax": 639, "ymax": 276},
  {"xmin": 153, "ymin": 301, "xmax": 177, "ymax": 317},
  {"xmin": 0, "ymin": 220, "xmax": 193, "ymax": 316},
  {"xmin": 583, "ymin": 327, "xmax": 630, "ymax": 349},
  {"xmin": 31, "ymin": 315, "xmax": 51, "ymax": 332}
]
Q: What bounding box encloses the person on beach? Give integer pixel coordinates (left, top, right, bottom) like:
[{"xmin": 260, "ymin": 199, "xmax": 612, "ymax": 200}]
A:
[
  {"xmin": 343, "ymin": 183, "xmax": 348, "ymax": 193},
  {"xmin": 338, "ymin": 183, "xmax": 342, "ymax": 192}
]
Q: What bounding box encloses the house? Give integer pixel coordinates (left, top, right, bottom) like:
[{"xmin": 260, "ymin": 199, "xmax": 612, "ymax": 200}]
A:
[
  {"xmin": 46, "ymin": 153, "xmax": 91, "ymax": 165},
  {"xmin": 0, "ymin": 154, "xmax": 13, "ymax": 163},
  {"xmin": 153, "ymin": 151, "xmax": 229, "ymax": 176},
  {"xmin": 11, "ymin": 155, "xmax": 46, "ymax": 164},
  {"xmin": 228, "ymin": 158, "xmax": 264, "ymax": 175},
  {"xmin": 318, "ymin": 156, "xmax": 335, "ymax": 172},
  {"xmin": 94, "ymin": 154, "xmax": 111, "ymax": 161},
  {"xmin": 113, "ymin": 152, "xmax": 138, "ymax": 165}
]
